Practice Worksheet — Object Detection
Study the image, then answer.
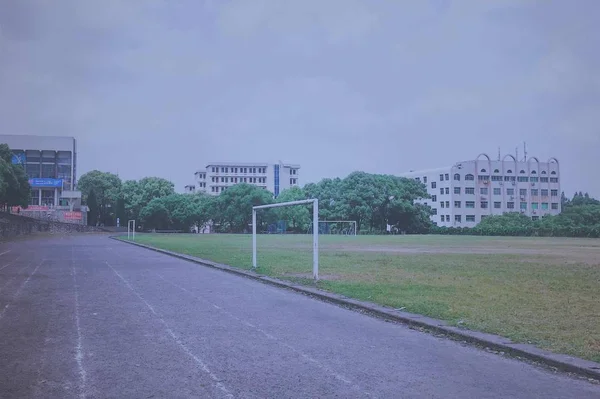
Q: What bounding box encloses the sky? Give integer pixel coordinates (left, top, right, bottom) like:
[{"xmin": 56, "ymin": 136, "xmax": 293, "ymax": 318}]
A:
[{"xmin": 1, "ymin": 0, "xmax": 599, "ymax": 197}]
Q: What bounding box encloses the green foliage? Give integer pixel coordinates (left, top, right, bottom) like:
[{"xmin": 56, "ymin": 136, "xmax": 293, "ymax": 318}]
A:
[
  {"xmin": 0, "ymin": 144, "xmax": 31, "ymax": 208},
  {"xmin": 77, "ymin": 170, "xmax": 122, "ymax": 225},
  {"xmin": 275, "ymin": 187, "xmax": 311, "ymax": 232},
  {"xmin": 210, "ymin": 184, "xmax": 274, "ymax": 233},
  {"xmin": 87, "ymin": 190, "xmax": 98, "ymax": 226},
  {"xmin": 121, "ymin": 177, "xmax": 176, "ymax": 222}
]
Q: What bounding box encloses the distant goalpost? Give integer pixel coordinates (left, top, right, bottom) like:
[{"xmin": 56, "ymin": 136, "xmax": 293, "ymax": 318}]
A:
[
  {"xmin": 127, "ymin": 220, "xmax": 136, "ymax": 240},
  {"xmin": 252, "ymin": 199, "xmax": 319, "ymax": 280},
  {"xmin": 307, "ymin": 220, "xmax": 357, "ymax": 236}
]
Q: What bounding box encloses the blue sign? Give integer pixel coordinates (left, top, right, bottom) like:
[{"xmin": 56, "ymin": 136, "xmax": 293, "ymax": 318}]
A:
[
  {"xmin": 29, "ymin": 178, "xmax": 63, "ymax": 188},
  {"xmin": 11, "ymin": 153, "xmax": 26, "ymax": 165}
]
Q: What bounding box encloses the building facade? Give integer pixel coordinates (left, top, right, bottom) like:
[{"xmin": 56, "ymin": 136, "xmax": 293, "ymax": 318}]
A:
[
  {"xmin": 0, "ymin": 135, "xmax": 85, "ymax": 224},
  {"xmin": 187, "ymin": 162, "xmax": 300, "ymax": 196},
  {"xmin": 399, "ymin": 153, "xmax": 561, "ymax": 227}
]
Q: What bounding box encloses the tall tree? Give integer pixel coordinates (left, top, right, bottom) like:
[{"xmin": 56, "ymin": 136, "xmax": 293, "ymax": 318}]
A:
[
  {"xmin": 0, "ymin": 144, "xmax": 30, "ymax": 209},
  {"xmin": 121, "ymin": 177, "xmax": 175, "ymax": 221},
  {"xmin": 87, "ymin": 189, "xmax": 98, "ymax": 226},
  {"xmin": 77, "ymin": 170, "xmax": 122, "ymax": 225},
  {"xmin": 211, "ymin": 183, "xmax": 274, "ymax": 233},
  {"xmin": 275, "ymin": 187, "xmax": 311, "ymax": 232}
]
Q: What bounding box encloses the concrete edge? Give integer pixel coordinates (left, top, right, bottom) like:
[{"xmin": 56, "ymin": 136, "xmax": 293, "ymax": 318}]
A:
[{"xmin": 110, "ymin": 235, "xmax": 600, "ymax": 381}]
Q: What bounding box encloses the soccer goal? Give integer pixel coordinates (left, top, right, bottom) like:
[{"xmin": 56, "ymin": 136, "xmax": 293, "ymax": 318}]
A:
[
  {"xmin": 127, "ymin": 220, "xmax": 136, "ymax": 240},
  {"xmin": 252, "ymin": 199, "xmax": 319, "ymax": 280},
  {"xmin": 307, "ymin": 220, "xmax": 357, "ymax": 236}
]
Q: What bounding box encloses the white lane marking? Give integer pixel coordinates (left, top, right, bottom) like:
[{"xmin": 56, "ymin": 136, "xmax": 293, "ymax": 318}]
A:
[
  {"xmin": 0, "ymin": 255, "xmax": 22, "ymax": 272},
  {"xmin": 72, "ymin": 246, "xmax": 87, "ymax": 399},
  {"xmin": 0, "ymin": 260, "xmax": 30, "ymax": 292},
  {"xmin": 0, "ymin": 260, "xmax": 43, "ymax": 321},
  {"xmin": 0, "ymin": 250, "xmax": 12, "ymax": 256},
  {"xmin": 106, "ymin": 262, "xmax": 233, "ymax": 399},
  {"xmin": 154, "ymin": 273, "xmax": 365, "ymax": 391}
]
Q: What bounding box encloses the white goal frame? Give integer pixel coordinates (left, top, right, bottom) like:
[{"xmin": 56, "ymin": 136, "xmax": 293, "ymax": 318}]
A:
[
  {"xmin": 312, "ymin": 220, "xmax": 357, "ymax": 236},
  {"xmin": 127, "ymin": 219, "xmax": 136, "ymax": 240},
  {"xmin": 252, "ymin": 199, "xmax": 319, "ymax": 280}
]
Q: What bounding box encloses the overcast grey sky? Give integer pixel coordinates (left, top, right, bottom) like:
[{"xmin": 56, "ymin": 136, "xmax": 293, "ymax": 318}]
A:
[{"xmin": 1, "ymin": 0, "xmax": 598, "ymax": 197}]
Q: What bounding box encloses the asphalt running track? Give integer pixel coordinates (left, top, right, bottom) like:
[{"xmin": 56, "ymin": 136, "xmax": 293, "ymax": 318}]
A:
[{"xmin": 0, "ymin": 235, "xmax": 598, "ymax": 398}]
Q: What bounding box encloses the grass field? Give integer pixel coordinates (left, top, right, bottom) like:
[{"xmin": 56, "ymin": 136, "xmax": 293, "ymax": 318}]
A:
[{"xmin": 124, "ymin": 233, "xmax": 600, "ymax": 362}]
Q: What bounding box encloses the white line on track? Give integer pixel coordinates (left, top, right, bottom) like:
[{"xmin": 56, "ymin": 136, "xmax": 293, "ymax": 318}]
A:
[
  {"xmin": 0, "ymin": 255, "xmax": 22, "ymax": 272},
  {"xmin": 154, "ymin": 273, "xmax": 374, "ymax": 397},
  {"xmin": 0, "ymin": 259, "xmax": 43, "ymax": 321},
  {"xmin": 105, "ymin": 261, "xmax": 233, "ymax": 399},
  {"xmin": 72, "ymin": 245, "xmax": 87, "ymax": 399},
  {"xmin": 0, "ymin": 250, "xmax": 12, "ymax": 256}
]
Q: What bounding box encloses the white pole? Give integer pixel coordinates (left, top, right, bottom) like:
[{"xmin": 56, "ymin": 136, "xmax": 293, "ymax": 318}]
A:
[
  {"xmin": 252, "ymin": 209, "xmax": 257, "ymax": 269},
  {"xmin": 313, "ymin": 199, "xmax": 319, "ymax": 281},
  {"xmin": 133, "ymin": 220, "xmax": 136, "ymax": 241}
]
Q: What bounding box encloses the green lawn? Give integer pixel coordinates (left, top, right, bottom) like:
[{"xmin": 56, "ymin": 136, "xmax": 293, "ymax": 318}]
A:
[{"xmin": 123, "ymin": 233, "xmax": 600, "ymax": 362}]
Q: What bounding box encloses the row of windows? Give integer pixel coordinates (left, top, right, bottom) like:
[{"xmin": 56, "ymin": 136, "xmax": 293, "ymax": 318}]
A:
[
  {"xmin": 427, "ymin": 172, "xmax": 558, "ymax": 185},
  {"xmin": 290, "ymin": 178, "xmax": 298, "ymax": 185},
  {"xmin": 211, "ymin": 185, "xmax": 268, "ymax": 193},
  {"xmin": 290, "ymin": 169, "xmax": 298, "ymax": 175},
  {"xmin": 212, "ymin": 176, "xmax": 266, "ymax": 184},
  {"xmin": 435, "ymin": 188, "xmax": 559, "ymax": 197},
  {"xmin": 437, "ymin": 200, "xmax": 559, "ymax": 210},
  {"xmin": 211, "ymin": 166, "xmax": 267, "ymax": 174},
  {"xmin": 479, "ymin": 168, "xmax": 556, "ymax": 175},
  {"xmin": 195, "ymin": 173, "xmax": 207, "ymax": 179}
]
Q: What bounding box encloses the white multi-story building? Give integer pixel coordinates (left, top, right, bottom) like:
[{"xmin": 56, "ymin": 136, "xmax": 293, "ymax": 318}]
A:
[
  {"xmin": 186, "ymin": 162, "xmax": 300, "ymax": 196},
  {"xmin": 399, "ymin": 153, "xmax": 561, "ymax": 227}
]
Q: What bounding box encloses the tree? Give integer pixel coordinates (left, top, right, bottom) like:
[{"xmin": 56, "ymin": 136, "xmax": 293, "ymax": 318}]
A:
[
  {"xmin": 77, "ymin": 170, "xmax": 122, "ymax": 225},
  {"xmin": 275, "ymin": 187, "xmax": 311, "ymax": 232},
  {"xmin": 121, "ymin": 177, "xmax": 175, "ymax": 221},
  {"xmin": 211, "ymin": 184, "xmax": 274, "ymax": 232},
  {"xmin": 0, "ymin": 144, "xmax": 30, "ymax": 209},
  {"xmin": 87, "ymin": 189, "xmax": 98, "ymax": 226}
]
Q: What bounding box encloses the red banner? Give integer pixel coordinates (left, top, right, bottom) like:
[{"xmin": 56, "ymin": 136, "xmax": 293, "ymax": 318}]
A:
[{"xmin": 64, "ymin": 211, "xmax": 82, "ymax": 220}]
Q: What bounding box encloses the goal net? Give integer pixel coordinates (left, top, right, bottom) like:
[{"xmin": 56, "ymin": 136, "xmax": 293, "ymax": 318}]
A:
[
  {"xmin": 252, "ymin": 199, "xmax": 319, "ymax": 280},
  {"xmin": 307, "ymin": 220, "xmax": 357, "ymax": 236}
]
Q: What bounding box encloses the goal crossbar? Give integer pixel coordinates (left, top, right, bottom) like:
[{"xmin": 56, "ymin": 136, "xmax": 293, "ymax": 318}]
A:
[{"xmin": 252, "ymin": 198, "xmax": 319, "ymax": 280}]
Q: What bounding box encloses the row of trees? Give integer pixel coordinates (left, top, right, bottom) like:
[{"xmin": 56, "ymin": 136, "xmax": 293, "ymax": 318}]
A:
[
  {"xmin": 77, "ymin": 170, "xmax": 433, "ymax": 233},
  {"xmin": 78, "ymin": 169, "xmax": 600, "ymax": 238},
  {"xmin": 0, "ymin": 144, "xmax": 30, "ymax": 210}
]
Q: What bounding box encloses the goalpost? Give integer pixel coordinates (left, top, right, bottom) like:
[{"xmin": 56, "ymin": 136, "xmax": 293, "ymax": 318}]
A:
[
  {"xmin": 252, "ymin": 199, "xmax": 319, "ymax": 280},
  {"xmin": 127, "ymin": 220, "xmax": 136, "ymax": 240}
]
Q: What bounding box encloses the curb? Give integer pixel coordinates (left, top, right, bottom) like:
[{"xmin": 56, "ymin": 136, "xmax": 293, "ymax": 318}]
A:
[{"xmin": 111, "ymin": 236, "xmax": 600, "ymax": 381}]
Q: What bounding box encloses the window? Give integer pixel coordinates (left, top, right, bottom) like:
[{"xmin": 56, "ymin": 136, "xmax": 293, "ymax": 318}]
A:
[
  {"xmin": 432, "ymin": 208, "xmax": 437, "ymax": 215},
  {"xmin": 466, "ymin": 201, "xmax": 475, "ymax": 208},
  {"xmin": 454, "ymin": 173, "xmax": 460, "ymax": 181},
  {"xmin": 520, "ymin": 189, "xmax": 527, "ymax": 197},
  {"xmin": 531, "ymin": 189, "xmax": 538, "ymax": 196},
  {"xmin": 520, "ymin": 202, "xmax": 527, "ymax": 210},
  {"xmin": 478, "ymin": 175, "xmax": 490, "ymax": 181},
  {"xmin": 440, "ymin": 187, "xmax": 444, "ymax": 195},
  {"xmin": 541, "ymin": 202, "xmax": 548, "ymax": 210},
  {"xmin": 551, "ymin": 203, "xmax": 559, "ymax": 210},
  {"xmin": 517, "ymin": 176, "xmax": 529, "ymax": 182},
  {"xmin": 454, "ymin": 187, "xmax": 461, "ymax": 194},
  {"xmin": 466, "ymin": 215, "xmax": 475, "ymax": 222},
  {"xmin": 541, "ymin": 189, "xmax": 548, "ymax": 196},
  {"xmin": 540, "ymin": 177, "xmax": 549, "ymax": 183},
  {"xmin": 520, "ymin": 170, "xmax": 526, "ymax": 174},
  {"xmin": 530, "ymin": 177, "xmax": 539, "ymax": 182},
  {"xmin": 465, "ymin": 174, "xmax": 474, "ymax": 181},
  {"xmin": 431, "ymin": 195, "xmax": 437, "ymax": 202},
  {"xmin": 41, "ymin": 164, "xmax": 56, "ymax": 178},
  {"xmin": 551, "ymin": 189, "xmax": 558, "ymax": 197},
  {"xmin": 532, "ymin": 216, "xmax": 539, "ymax": 221},
  {"xmin": 507, "ymin": 188, "xmax": 515, "ymax": 196},
  {"xmin": 507, "ymin": 202, "xmax": 515, "ymax": 209},
  {"xmin": 30, "ymin": 189, "xmax": 40, "ymax": 206},
  {"xmin": 454, "ymin": 201, "xmax": 461, "ymax": 208},
  {"xmin": 441, "ymin": 201, "xmax": 445, "ymax": 208},
  {"xmin": 445, "ymin": 215, "xmax": 450, "ymax": 222},
  {"xmin": 211, "ymin": 186, "xmax": 215, "ymax": 192},
  {"xmin": 221, "ymin": 177, "xmax": 225, "ymax": 182},
  {"xmin": 505, "ymin": 176, "xmax": 516, "ymax": 182},
  {"xmin": 491, "ymin": 175, "xmax": 502, "ymax": 181},
  {"xmin": 494, "ymin": 202, "xmax": 501, "ymax": 209},
  {"xmin": 493, "ymin": 169, "xmax": 500, "ymax": 173},
  {"xmin": 480, "ymin": 201, "xmax": 488, "ymax": 209},
  {"xmin": 480, "ymin": 168, "xmax": 487, "ymax": 173},
  {"xmin": 445, "ymin": 187, "xmax": 449, "ymax": 194},
  {"xmin": 431, "ymin": 182, "xmax": 437, "ymax": 189},
  {"xmin": 493, "ymin": 188, "xmax": 501, "ymax": 195},
  {"xmin": 550, "ymin": 177, "xmax": 559, "ymax": 183},
  {"xmin": 480, "ymin": 187, "xmax": 488, "ymax": 195},
  {"xmin": 455, "ymin": 215, "xmax": 462, "ymax": 223},
  {"xmin": 445, "ymin": 173, "xmax": 449, "ymax": 180},
  {"xmin": 445, "ymin": 201, "xmax": 450, "ymax": 208},
  {"xmin": 531, "ymin": 170, "xmax": 537, "ymax": 175},
  {"xmin": 506, "ymin": 169, "xmax": 513, "ymax": 174},
  {"xmin": 532, "ymin": 203, "xmax": 539, "ymax": 210},
  {"xmin": 440, "ymin": 174, "xmax": 444, "ymax": 181},
  {"xmin": 415, "ymin": 177, "xmax": 421, "ymax": 182},
  {"xmin": 551, "ymin": 171, "xmax": 556, "ymax": 175},
  {"xmin": 541, "ymin": 171, "xmax": 547, "ymax": 175},
  {"xmin": 423, "ymin": 176, "xmax": 427, "ymax": 183},
  {"xmin": 221, "ymin": 167, "xmax": 225, "ymax": 173},
  {"xmin": 465, "ymin": 187, "xmax": 475, "ymax": 195}
]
